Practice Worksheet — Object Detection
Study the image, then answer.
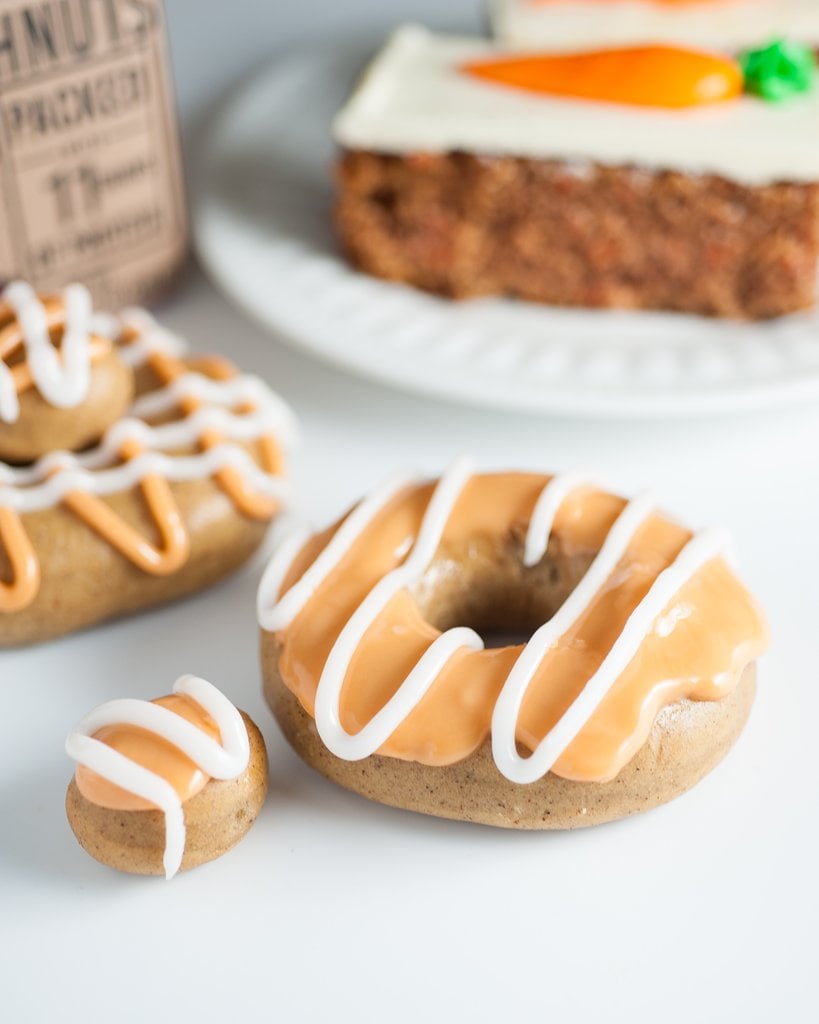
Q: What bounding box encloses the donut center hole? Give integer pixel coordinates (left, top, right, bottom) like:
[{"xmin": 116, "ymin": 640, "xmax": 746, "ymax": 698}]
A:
[
  {"xmin": 411, "ymin": 538, "xmax": 588, "ymax": 649},
  {"xmin": 482, "ymin": 628, "xmax": 534, "ymax": 650}
]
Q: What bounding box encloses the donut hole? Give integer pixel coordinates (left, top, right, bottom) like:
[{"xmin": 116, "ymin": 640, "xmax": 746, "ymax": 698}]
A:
[
  {"xmin": 0, "ymin": 344, "xmax": 134, "ymax": 465},
  {"xmin": 409, "ymin": 532, "xmax": 594, "ymax": 648}
]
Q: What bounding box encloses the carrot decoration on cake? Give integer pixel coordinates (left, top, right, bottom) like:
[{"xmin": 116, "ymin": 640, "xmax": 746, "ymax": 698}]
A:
[
  {"xmin": 462, "ymin": 38, "xmax": 815, "ymax": 107},
  {"xmin": 463, "ymin": 45, "xmax": 744, "ymax": 108}
]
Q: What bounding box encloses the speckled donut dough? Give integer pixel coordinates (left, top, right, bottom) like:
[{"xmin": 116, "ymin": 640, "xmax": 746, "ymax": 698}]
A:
[
  {"xmin": 259, "ymin": 463, "xmax": 768, "ymax": 828},
  {"xmin": 0, "ymin": 472, "xmax": 273, "ymax": 646},
  {"xmin": 265, "ymin": 664, "xmax": 755, "ymax": 828}
]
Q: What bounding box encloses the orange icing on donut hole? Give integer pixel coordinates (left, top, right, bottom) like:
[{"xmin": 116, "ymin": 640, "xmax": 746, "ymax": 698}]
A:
[
  {"xmin": 272, "ymin": 473, "xmax": 768, "ymax": 783},
  {"xmin": 0, "ymin": 328, "xmax": 287, "ymax": 613},
  {"xmin": 75, "ymin": 693, "xmax": 221, "ymax": 812},
  {"xmin": 462, "ymin": 45, "xmax": 744, "ymax": 108},
  {"xmin": 0, "ymin": 294, "xmax": 111, "ymax": 403}
]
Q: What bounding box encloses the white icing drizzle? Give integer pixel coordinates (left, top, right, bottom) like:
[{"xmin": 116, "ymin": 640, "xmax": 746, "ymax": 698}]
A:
[
  {"xmin": 0, "ymin": 410, "xmax": 292, "ymax": 513},
  {"xmin": 0, "ymin": 281, "xmax": 96, "ymax": 424},
  {"xmin": 0, "ymin": 307, "xmax": 296, "ymax": 513},
  {"xmin": 130, "ymin": 371, "xmax": 298, "ymax": 447},
  {"xmin": 66, "ymin": 675, "xmax": 250, "ymax": 880},
  {"xmin": 259, "ymin": 465, "xmax": 730, "ymax": 781},
  {"xmin": 493, "ymin": 527, "xmax": 729, "ymax": 782},
  {"xmin": 491, "ymin": 491, "xmax": 656, "ymax": 781},
  {"xmin": 313, "ymin": 457, "xmax": 484, "ymax": 760},
  {"xmin": 116, "ymin": 307, "xmax": 188, "ymax": 366},
  {"xmin": 524, "ymin": 470, "xmax": 594, "ymax": 567},
  {"xmin": 257, "ymin": 473, "xmax": 414, "ymax": 632}
]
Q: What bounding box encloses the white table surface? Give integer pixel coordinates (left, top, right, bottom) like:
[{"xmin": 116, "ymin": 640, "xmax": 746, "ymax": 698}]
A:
[{"xmin": 3, "ymin": 4, "xmax": 819, "ymax": 1022}]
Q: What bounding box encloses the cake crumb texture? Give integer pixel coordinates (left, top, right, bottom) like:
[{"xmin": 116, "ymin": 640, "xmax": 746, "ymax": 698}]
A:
[{"xmin": 337, "ymin": 151, "xmax": 819, "ymax": 320}]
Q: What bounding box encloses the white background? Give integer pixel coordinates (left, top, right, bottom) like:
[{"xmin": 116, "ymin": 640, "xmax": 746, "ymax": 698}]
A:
[{"xmin": 2, "ymin": 3, "xmax": 818, "ymax": 1022}]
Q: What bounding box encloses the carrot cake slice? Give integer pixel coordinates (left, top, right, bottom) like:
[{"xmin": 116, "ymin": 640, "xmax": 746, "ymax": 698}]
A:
[
  {"xmin": 333, "ymin": 25, "xmax": 819, "ymax": 319},
  {"xmin": 490, "ymin": 0, "xmax": 819, "ymax": 52}
]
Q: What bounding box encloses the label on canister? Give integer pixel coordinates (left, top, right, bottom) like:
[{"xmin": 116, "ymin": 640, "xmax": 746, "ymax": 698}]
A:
[{"xmin": 0, "ymin": 0, "xmax": 189, "ymax": 308}]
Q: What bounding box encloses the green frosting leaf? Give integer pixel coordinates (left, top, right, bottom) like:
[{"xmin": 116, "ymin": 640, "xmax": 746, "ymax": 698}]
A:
[{"xmin": 740, "ymin": 39, "xmax": 817, "ymax": 102}]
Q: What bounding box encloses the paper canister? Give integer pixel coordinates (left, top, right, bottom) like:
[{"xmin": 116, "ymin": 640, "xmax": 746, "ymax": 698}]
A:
[{"xmin": 0, "ymin": 0, "xmax": 188, "ymax": 307}]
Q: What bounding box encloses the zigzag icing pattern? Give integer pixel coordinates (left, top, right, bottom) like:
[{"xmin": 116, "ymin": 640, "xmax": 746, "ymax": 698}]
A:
[
  {"xmin": 259, "ymin": 459, "xmax": 757, "ymax": 784},
  {"xmin": 0, "ymin": 399, "xmax": 294, "ymax": 512},
  {"xmin": 0, "ymin": 281, "xmax": 106, "ymax": 424}
]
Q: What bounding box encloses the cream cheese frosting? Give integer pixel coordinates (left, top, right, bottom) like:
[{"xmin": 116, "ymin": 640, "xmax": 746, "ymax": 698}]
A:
[
  {"xmin": 333, "ymin": 25, "xmax": 819, "ymax": 185},
  {"xmin": 490, "ymin": 0, "xmax": 819, "ymax": 52}
]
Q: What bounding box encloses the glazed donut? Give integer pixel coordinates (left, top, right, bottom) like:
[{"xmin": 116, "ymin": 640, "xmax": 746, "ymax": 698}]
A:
[
  {"xmin": 0, "ymin": 282, "xmax": 133, "ymax": 463},
  {"xmin": 259, "ymin": 459, "xmax": 768, "ymax": 828},
  {"xmin": 0, "ymin": 288, "xmax": 296, "ymax": 646},
  {"xmin": 66, "ymin": 675, "xmax": 268, "ymax": 877}
]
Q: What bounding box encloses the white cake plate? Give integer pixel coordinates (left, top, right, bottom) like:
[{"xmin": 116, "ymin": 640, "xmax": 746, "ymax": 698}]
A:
[{"xmin": 192, "ymin": 42, "xmax": 819, "ymax": 418}]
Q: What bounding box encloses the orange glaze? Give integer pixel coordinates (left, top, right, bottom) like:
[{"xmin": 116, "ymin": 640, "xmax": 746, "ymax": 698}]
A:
[
  {"xmin": 0, "ymin": 506, "xmax": 40, "ymax": 611},
  {"xmin": 462, "ymin": 45, "xmax": 744, "ymax": 109},
  {"xmin": 0, "ymin": 340, "xmax": 285, "ymax": 613},
  {"xmin": 60, "ymin": 436, "xmax": 190, "ymax": 575},
  {"xmin": 75, "ymin": 693, "xmax": 221, "ymax": 812},
  {"xmin": 272, "ymin": 473, "xmax": 769, "ymax": 783}
]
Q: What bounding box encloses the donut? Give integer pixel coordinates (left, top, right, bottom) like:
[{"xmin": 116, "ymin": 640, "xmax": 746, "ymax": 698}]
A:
[
  {"xmin": 0, "ymin": 285, "xmax": 296, "ymax": 646},
  {"xmin": 65, "ymin": 675, "xmax": 268, "ymax": 877},
  {"xmin": 258, "ymin": 459, "xmax": 769, "ymax": 828}
]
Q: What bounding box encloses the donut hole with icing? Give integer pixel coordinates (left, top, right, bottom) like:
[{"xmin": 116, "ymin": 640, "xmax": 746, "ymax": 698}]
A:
[
  {"xmin": 65, "ymin": 676, "xmax": 269, "ymax": 878},
  {"xmin": 259, "ymin": 465, "xmax": 768, "ymax": 828},
  {"xmin": 0, "ymin": 283, "xmax": 134, "ymax": 464}
]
